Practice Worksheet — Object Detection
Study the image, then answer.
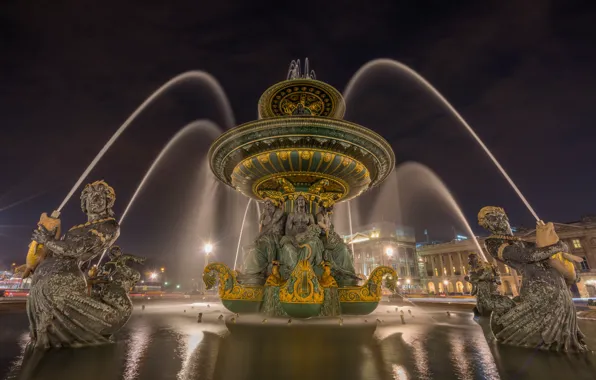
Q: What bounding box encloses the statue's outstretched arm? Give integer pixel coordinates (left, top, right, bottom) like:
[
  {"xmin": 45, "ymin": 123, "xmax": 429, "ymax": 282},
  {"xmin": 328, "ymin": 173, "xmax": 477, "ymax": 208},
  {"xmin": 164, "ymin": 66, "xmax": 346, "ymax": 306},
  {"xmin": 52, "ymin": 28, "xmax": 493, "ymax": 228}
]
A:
[{"xmin": 502, "ymin": 240, "xmax": 567, "ymax": 263}]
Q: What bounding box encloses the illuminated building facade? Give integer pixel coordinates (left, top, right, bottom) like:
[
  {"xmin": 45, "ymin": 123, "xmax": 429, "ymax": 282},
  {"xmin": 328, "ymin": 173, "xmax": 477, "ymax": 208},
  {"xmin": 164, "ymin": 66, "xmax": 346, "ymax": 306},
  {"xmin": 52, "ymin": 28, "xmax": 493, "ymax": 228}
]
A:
[
  {"xmin": 416, "ymin": 216, "xmax": 596, "ymax": 298},
  {"xmin": 343, "ymin": 222, "xmax": 419, "ymax": 292}
]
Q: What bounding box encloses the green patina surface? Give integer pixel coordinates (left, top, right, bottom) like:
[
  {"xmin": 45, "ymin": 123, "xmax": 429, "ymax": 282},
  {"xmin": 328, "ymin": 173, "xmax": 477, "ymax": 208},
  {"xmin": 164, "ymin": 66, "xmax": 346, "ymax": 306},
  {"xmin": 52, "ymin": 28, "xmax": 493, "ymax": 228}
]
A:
[
  {"xmin": 281, "ymin": 302, "xmax": 323, "ymax": 319},
  {"xmin": 222, "ymin": 300, "xmax": 263, "ymax": 314}
]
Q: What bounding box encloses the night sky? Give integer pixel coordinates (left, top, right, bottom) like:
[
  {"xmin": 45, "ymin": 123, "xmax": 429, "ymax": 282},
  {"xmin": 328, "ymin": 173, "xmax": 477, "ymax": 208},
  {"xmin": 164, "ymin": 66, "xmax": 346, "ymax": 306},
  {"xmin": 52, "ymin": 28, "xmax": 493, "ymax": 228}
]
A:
[{"xmin": 1, "ymin": 1, "xmax": 596, "ymax": 273}]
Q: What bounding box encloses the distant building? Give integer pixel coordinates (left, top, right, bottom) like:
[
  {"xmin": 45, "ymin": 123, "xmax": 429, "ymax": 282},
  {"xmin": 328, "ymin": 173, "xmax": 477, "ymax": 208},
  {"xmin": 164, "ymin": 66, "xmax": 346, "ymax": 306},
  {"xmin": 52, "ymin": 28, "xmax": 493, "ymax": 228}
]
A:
[
  {"xmin": 343, "ymin": 222, "xmax": 419, "ymax": 292},
  {"xmin": 416, "ymin": 216, "xmax": 596, "ymax": 298}
]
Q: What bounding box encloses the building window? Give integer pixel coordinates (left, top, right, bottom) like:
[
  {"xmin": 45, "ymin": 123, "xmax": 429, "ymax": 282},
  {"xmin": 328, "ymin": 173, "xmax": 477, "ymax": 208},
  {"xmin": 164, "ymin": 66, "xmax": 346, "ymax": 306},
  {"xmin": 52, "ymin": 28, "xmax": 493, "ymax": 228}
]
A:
[
  {"xmin": 580, "ymin": 257, "xmax": 590, "ymax": 271},
  {"xmin": 443, "ymin": 267, "xmax": 447, "ymax": 275},
  {"xmin": 434, "ymin": 268, "xmax": 438, "ymax": 277},
  {"xmin": 452, "ymin": 266, "xmax": 456, "ymax": 274},
  {"xmin": 572, "ymin": 239, "xmax": 582, "ymax": 249}
]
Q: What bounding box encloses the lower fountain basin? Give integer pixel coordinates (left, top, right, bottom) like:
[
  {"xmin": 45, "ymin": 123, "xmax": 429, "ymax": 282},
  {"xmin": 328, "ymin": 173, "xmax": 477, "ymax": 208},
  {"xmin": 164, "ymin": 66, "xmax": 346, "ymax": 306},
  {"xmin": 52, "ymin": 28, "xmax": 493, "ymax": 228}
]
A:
[
  {"xmin": 222, "ymin": 299, "xmax": 262, "ymax": 314},
  {"xmin": 280, "ymin": 302, "xmax": 322, "ymax": 318},
  {"xmin": 339, "ymin": 301, "xmax": 379, "ymax": 315}
]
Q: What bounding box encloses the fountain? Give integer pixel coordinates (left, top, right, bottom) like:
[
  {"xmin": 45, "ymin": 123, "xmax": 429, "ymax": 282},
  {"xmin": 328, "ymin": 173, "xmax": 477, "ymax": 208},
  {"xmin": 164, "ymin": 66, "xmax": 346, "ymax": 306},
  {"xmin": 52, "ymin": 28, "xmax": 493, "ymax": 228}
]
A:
[
  {"xmin": 203, "ymin": 60, "xmax": 398, "ymax": 318},
  {"xmin": 6, "ymin": 59, "xmax": 593, "ymax": 380}
]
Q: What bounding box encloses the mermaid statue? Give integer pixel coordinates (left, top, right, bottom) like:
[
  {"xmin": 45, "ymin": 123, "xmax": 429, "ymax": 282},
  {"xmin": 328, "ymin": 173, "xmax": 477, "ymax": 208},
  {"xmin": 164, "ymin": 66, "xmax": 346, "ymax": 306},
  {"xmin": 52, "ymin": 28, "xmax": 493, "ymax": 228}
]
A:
[
  {"xmin": 464, "ymin": 253, "xmax": 509, "ymax": 317},
  {"xmin": 239, "ymin": 198, "xmax": 285, "ymax": 285},
  {"xmin": 279, "ymin": 195, "xmax": 324, "ymax": 279},
  {"xmin": 26, "ymin": 180, "xmax": 140, "ymax": 349},
  {"xmin": 317, "ymin": 202, "xmax": 360, "ymax": 286},
  {"xmin": 479, "ymin": 206, "xmax": 588, "ymax": 352}
]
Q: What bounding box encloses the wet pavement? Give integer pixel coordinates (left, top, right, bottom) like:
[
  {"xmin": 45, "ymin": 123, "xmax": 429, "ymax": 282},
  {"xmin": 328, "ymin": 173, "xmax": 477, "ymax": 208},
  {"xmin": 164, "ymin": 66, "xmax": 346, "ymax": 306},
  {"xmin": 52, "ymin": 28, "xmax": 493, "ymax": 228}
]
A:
[{"xmin": 2, "ymin": 301, "xmax": 596, "ymax": 380}]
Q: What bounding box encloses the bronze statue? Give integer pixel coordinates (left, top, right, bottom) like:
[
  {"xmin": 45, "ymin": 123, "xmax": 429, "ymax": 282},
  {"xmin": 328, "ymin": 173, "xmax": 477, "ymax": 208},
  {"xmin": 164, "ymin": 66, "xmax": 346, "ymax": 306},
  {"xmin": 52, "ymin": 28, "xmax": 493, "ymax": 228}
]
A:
[
  {"xmin": 464, "ymin": 253, "xmax": 506, "ymax": 317},
  {"xmin": 279, "ymin": 195, "xmax": 324, "ymax": 278},
  {"xmin": 26, "ymin": 181, "xmax": 142, "ymax": 349},
  {"xmin": 479, "ymin": 206, "xmax": 587, "ymax": 352},
  {"xmin": 239, "ymin": 198, "xmax": 285, "ymax": 285},
  {"xmin": 317, "ymin": 203, "xmax": 360, "ymax": 286}
]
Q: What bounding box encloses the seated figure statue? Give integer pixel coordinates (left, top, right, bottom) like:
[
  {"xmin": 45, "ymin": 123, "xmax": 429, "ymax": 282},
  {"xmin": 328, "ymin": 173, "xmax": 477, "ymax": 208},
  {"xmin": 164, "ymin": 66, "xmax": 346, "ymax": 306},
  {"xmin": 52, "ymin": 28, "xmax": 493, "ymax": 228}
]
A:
[
  {"xmin": 27, "ymin": 181, "xmax": 134, "ymax": 349},
  {"xmin": 279, "ymin": 195, "xmax": 324, "ymax": 279},
  {"xmin": 479, "ymin": 206, "xmax": 588, "ymax": 352},
  {"xmin": 239, "ymin": 198, "xmax": 285, "ymax": 285},
  {"xmin": 317, "ymin": 203, "xmax": 360, "ymax": 286}
]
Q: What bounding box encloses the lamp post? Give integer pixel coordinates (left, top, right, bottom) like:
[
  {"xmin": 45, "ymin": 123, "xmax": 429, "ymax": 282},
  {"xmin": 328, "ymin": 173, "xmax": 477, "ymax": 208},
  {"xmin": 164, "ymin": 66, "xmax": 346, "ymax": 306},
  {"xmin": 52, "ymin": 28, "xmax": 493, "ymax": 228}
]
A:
[{"xmin": 385, "ymin": 247, "xmax": 393, "ymax": 267}]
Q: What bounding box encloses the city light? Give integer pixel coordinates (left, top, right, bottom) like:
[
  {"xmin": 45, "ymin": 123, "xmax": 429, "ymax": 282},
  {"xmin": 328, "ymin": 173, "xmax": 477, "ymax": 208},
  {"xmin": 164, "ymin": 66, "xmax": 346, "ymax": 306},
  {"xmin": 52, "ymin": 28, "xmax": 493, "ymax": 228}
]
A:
[
  {"xmin": 150, "ymin": 272, "xmax": 157, "ymax": 280},
  {"xmin": 406, "ymin": 279, "xmax": 411, "ymax": 284},
  {"xmin": 204, "ymin": 243, "xmax": 213, "ymax": 254},
  {"xmin": 164, "ymin": 282, "xmax": 169, "ymax": 285},
  {"xmin": 160, "ymin": 267, "xmax": 165, "ymax": 272},
  {"xmin": 385, "ymin": 247, "xmax": 394, "ymax": 256},
  {"xmin": 397, "ymin": 281, "xmax": 401, "ymax": 286},
  {"xmin": 443, "ymin": 280, "xmax": 448, "ymax": 285},
  {"xmin": 176, "ymin": 284, "xmax": 180, "ymax": 289}
]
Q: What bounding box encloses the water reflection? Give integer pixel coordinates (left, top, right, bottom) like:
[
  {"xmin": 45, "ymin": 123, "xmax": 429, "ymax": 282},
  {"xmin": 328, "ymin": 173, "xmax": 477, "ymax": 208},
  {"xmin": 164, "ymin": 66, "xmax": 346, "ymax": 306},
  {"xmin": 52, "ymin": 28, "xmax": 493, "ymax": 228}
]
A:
[
  {"xmin": 448, "ymin": 330, "xmax": 474, "ymax": 380},
  {"xmin": 3, "ymin": 306, "xmax": 596, "ymax": 380},
  {"xmin": 123, "ymin": 323, "xmax": 151, "ymax": 380}
]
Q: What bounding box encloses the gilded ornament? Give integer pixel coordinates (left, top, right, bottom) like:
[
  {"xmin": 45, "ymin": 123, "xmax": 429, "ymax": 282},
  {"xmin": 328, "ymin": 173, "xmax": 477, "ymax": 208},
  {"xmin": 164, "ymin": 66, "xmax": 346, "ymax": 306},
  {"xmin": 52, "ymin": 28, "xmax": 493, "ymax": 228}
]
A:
[
  {"xmin": 203, "ymin": 262, "xmax": 264, "ymax": 302},
  {"xmin": 338, "ymin": 266, "xmax": 397, "ymax": 303},
  {"xmin": 279, "ymin": 259, "xmax": 324, "ymax": 304}
]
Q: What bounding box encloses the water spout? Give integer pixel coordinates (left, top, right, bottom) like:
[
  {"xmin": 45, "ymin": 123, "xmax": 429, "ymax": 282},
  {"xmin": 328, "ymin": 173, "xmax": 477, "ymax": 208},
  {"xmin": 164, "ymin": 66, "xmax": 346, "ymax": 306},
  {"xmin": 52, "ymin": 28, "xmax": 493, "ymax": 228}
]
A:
[
  {"xmin": 57, "ymin": 71, "xmax": 233, "ymax": 212},
  {"xmin": 233, "ymin": 198, "xmax": 252, "ymax": 270},
  {"xmin": 345, "ymin": 59, "xmax": 539, "ymax": 222},
  {"xmin": 395, "ymin": 162, "xmax": 487, "ymax": 261},
  {"xmin": 97, "ymin": 119, "xmax": 222, "ymax": 265},
  {"xmin": 348, "ymin": 201, "xmax": 355, "ymax": 256}
]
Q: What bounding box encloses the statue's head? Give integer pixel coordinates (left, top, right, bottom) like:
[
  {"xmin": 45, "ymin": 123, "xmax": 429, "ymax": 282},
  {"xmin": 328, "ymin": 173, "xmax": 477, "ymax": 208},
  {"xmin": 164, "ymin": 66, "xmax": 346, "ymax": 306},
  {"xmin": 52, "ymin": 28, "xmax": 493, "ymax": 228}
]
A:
[
  {"xmin": 295, "ymin": 195, "xmax": 307, "ymax": 212},
  {"xmin": 478, "ymin": 206, "xmax": 512, "ymax": 235},
  {"xmin": 81, "ymin": 180, "xmax": 116, "ymax": 217},
  {"xmin": 263, "ymin": 198, "xmax": 279, "ymax": 213},
  {"xmin": 319, "ymin": 201, "xmax": 334, "ymax": 214},
  {"xmin": 108, "ymin": 245, "xmax": 122, "ymax": 259}
]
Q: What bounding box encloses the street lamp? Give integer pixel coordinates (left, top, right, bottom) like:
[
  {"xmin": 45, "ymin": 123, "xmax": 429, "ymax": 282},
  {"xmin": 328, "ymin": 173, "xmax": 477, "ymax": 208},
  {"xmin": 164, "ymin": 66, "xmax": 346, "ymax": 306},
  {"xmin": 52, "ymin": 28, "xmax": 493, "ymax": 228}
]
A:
[
  {"xmin": 204, "ymin": 243, "xmax": 213, "ymax": 254},
  {"xmin": 385, "ymin": 247, "xmax": 393, "ymax": 266},
  {"xmin": 443, "ymin": 280, "xmax": 449, "ymax": 296},
  {"xmin": 406, "ymin": 278, "xmax": 411, "ymax": 294},
  {"xmin": 150, "ymin": 272, "xmax": 157, "ymax": 280}
]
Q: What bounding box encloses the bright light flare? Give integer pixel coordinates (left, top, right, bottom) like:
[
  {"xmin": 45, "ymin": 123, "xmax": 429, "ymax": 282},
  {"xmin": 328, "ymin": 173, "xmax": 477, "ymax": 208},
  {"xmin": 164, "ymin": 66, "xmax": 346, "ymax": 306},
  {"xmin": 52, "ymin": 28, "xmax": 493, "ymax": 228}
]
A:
[{"xmin": 204, "ymin": 243, "xmax": 213, "ymax": 254}]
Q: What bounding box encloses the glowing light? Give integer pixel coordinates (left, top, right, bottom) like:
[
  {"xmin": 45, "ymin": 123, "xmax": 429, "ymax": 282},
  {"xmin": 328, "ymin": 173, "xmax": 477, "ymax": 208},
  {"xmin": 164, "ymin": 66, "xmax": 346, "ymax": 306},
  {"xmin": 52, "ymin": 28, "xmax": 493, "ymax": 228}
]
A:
[
  {"xmin": 164, "ymin": 282, "xmax": 169, "ymax": 285},
  {"xmin": 443, "ymin": 280, "xmax": 449, "ymax": 285},
  {"xmin": 160, "ymin": 267, "xmax": 165, "ymax": 272},
  {"xmin": 176, "ymin": 284, "xmax": 181, "ymax": 289},
  {"xmin": 386, "ymin": 247, "xmax": 394, "ymax": 256},
  {"xmin": 406, "ymin": 279, "xmax": 411, "ymax": 284},
  {"xmin": 204, "ymin": 243, "xmax": 213, "ymax": 254},
  {"xmin": 150, "ymin": 272, "xmax": 157, "ymax": 280}
]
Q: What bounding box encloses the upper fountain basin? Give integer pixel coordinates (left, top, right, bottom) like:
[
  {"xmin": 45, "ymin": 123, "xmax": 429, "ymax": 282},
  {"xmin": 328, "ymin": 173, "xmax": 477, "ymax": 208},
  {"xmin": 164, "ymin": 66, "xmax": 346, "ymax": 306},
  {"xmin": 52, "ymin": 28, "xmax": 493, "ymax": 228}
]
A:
[{"xmin": 208, "ymin": 116, "xmax": 395, "ymax": 204}]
